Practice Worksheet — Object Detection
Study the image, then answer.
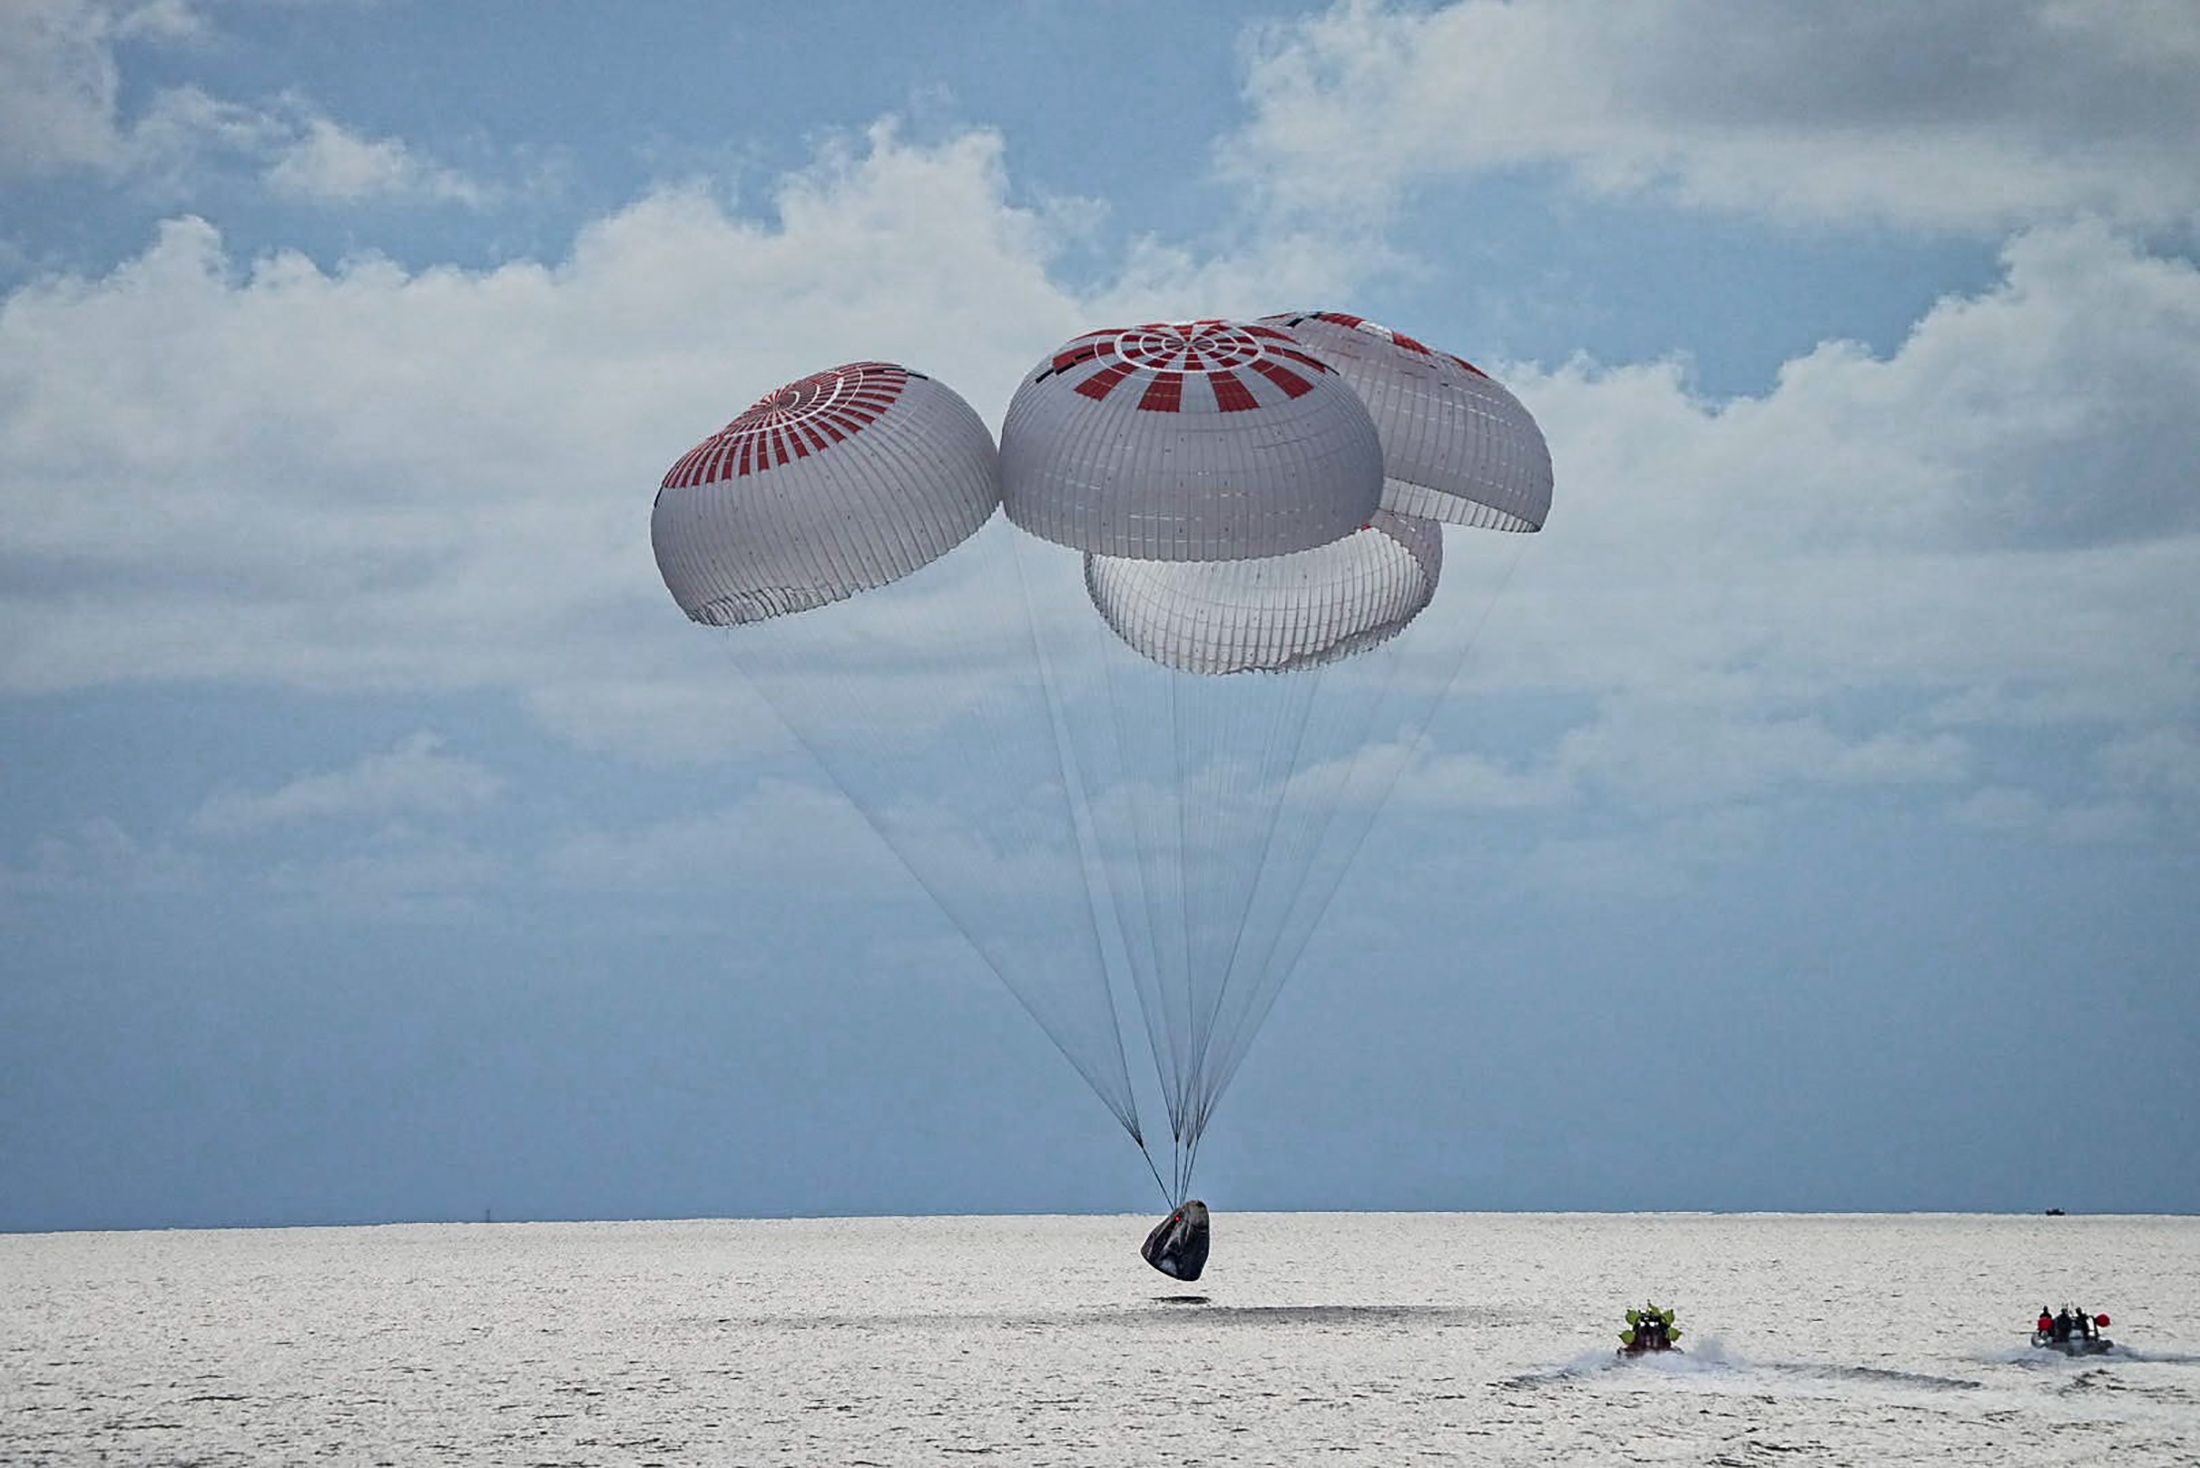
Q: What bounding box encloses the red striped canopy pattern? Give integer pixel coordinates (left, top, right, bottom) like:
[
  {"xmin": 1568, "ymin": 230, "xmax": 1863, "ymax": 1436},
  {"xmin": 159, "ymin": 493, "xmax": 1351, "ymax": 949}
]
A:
[
  {"xmin": 1258, "ymin": 312, "xmax": 1553, "ymax": 533},
  {"xmin": 651, "ymin": 363, "xmax": 999, "ymax": 626},
  {"xmin": 1000, "ymin": 321, "xmax": 1384, "ymax": 562}
]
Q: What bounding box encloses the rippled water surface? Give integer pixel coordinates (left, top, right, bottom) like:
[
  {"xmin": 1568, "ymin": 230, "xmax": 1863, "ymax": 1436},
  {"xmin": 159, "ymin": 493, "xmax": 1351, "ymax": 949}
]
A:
[{"xmin": 5, "ymin": 1213, "xmax": 2197, "ymax": 1464}]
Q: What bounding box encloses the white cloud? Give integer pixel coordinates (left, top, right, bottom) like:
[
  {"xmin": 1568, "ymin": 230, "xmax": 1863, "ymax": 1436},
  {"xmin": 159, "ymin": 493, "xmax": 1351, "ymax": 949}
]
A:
[
  {"xmin": 192, "ymin": 731, "xmax": 503, "ymax": 835},
  {"xmin": 1514, "ymin": 805, "xmax": 1773, "ymax": 901},
  {"xmin": 126, "ymin": 84, "xmax": 286, "ymax": 171},
  {"xmin": 1536, "ymin": 707, "xmax": 1966, "ymax": 811},
  {"xmin": 1448, "ymin": 222, "xmax": 2200, "ymax": 729},
  {"xmin": 1355, "ymin": 700, "xmax": 1969, "ymax": 827},
  {"xmin": 1946, "ymin": 786, "xmax": 2150, "ymax": 843},
  {"xmin": 255, "ymin": 824, "xmax": 507, "ymax": 921},
  {"xmin": 262, "ymin": 115, "xmax": 490, "ymax": 206},
  {"xmin": 113, "ymin": 0, "xmax": 202, "ymax": 42},
  {"xmin": 1231, "ymin": 0, "xmax": 2200, "ymax": 232},
  {"xmin": 181, "ymin": 767, "xmax": 1081, "ymax": 922},
  {"xmin": 534, "ymin": 780, "xmax": 893, "ymax": 894},
  {"xmin": 0, "ymin": 123, "xmax": 1326, "ymax": 725},
  {"xmin": 0, "ymin": 3, "xmax": 490, "ymax": 205},
  {"xmin": 1333, "ymin": 218, "xmax": 2199, "ymax": 843},
  {"xmin": 527, "ymin": 674, "xmax": 785, "ymax": 767},
  {"xmin": 0, "ymin": 123, "xmax": 2194, "ymax": 849},
  {"xmin": 123, "ymin": 86, "xmax": 494, "ymax": 206},
  {"xmin": 0, "ymin": 0, "xmax": 136, "ymax": 175},
  {"xmin": 0, "ymin": 815, "xmax": 203, "ymax": 895},
  {"xmin": 1391, "ymin": 745, "xmax": 1579, "ymax": 812},
  {"xmin": 2099, "ymin": 727, "xmax": 2200, "ymax": 802}
]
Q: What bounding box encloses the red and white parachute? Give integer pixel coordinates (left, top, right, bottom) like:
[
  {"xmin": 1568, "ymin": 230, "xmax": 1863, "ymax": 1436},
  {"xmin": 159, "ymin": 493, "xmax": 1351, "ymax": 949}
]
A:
[
  {"xmin": 651, "ymin": 314, "xmax": 1551, "ymax": 1206},
  {"xmin": 1257, "ymin": 311, "xmax": 1553, "ymax": 532},
  {"xmin": 653, "ymin": 362, "xmax": 998, "ymax": 626}
]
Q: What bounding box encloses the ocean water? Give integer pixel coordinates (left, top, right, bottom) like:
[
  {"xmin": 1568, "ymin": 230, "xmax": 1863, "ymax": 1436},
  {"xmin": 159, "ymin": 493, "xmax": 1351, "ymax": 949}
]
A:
[{"xmin": 4, "ymin": 1212, "xmax": 2196, "ymax": 1465}]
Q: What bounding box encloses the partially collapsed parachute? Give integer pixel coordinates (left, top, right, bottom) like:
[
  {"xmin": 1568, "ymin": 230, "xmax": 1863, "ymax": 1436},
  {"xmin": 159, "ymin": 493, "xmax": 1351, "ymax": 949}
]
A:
[
  {"xmin": 654, "ymin": 319, "xmax": 1551, "ymax": 1244},
  {"xmin": 1085, "ymin": 509, "xmax": 1442, "ymax": 676}
]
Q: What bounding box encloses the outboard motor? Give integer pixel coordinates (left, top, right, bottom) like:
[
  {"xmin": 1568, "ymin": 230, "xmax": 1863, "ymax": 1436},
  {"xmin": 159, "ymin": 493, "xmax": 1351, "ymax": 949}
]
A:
[{"xmin": 1141, "ymin": 1200, "xmax": 1211, "ymax": 1281}]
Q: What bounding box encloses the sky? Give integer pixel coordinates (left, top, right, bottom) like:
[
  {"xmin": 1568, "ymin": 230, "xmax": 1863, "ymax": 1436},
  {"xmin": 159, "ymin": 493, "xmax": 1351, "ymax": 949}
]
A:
[{"xmin": 2, "ymin": 0, "xmax": 2197, "ymax": 1233}]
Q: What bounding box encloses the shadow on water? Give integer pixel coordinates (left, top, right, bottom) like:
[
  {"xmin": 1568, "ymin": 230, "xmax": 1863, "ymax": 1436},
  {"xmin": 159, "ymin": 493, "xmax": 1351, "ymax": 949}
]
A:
[
  {"xmin": 1798, "ymin": 1364, "xmax": 1980, "ymax": 1392},
  {"xmin": 1115, "ymin": 1303, "xmax": 1480, "ymax": 1327},
  {"xmin": 697, "ymin": 1303, "xmax": 1479, "ymax": 1332}
]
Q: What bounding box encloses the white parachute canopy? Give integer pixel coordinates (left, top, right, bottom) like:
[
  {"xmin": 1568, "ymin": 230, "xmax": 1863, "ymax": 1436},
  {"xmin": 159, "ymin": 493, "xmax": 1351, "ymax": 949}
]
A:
[
  {"xmin": 655, "ymin": 321, "xmax": 1552, "ymax": 1206},
  {"xmin": 1257, "ymin": 311, "xmax": 1553, "ymax": 533},
  {"xmin": 1001, "ymin": 320, "xmax": 1383, "ymax": 560},
  {"xmin": 652, "ymin": 361, "xmax": 1000, "ymax": 624},
  {"xmin": 1085, "ymin": 509, "xmax": 1443, "ymax": 676},
  {"xmin": 996, "ymin": 319, "xmax": 1441, "ymax": 1196},
  {"xmin": 651, "ymin": 362, "xmax": 1148, "ymax": 1140}
]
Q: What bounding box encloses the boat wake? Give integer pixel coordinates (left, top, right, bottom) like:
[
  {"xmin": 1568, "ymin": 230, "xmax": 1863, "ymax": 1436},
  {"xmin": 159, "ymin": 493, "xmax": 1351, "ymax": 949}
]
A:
[
  {"xmin": 1502, "ymin": 1338, "xmax": 1735, "ymax": 1389},
  {"xmin": 1118, "ymin": 1302, "xmax": 1478, "ymax": 1327},
  {"xmin": 1498, "ymin": 1351, "xmax": 1634, "ymax": 1389},
  {"xmin": 1509, "ymin": 1342, "xmax": 1981, "ymax": 1397},
  {"xmin": 2105, "ymin": 1347, "xmax": 2200, "ymax": 1365}
]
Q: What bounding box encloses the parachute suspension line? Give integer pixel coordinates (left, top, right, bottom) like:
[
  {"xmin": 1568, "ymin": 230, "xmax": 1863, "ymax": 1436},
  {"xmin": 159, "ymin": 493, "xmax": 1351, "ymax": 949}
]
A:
[
  {"xmin": 954, "ymin": 589, "xmax": 1148, "ymax": 1144},
  {"xmin": 1198, "ymin": 534, "xmax": 1532, "ymax": 1119},
  {"xmin": 717, "ymin": 647, "xmax": 1144, "ymax": 1144},
  {"xmin": 715, "ymin": 653, "xmax": 1027, "ymax": 1023},
  {"xmin": 653, "ymin": 343, "xmax": 1553, "ymax": 1221},
  {"xmin": 1160, "ymin": 670, "xmax": 1323, "ymax": 1173},
  {"xmin": 1168, "ymin": 665, "xmax": 1197, "ymax": 1139},
  {"xmin": 711, "ymin": 529, "xmax": 1143, "ymax": 1146},
  {"xmin": 1039, "ymin": 540, "xmax": 1202, "ymax": 1161},
  {"xmin": 1176, "ymin": 1131, "xmax": 1203, "ymax": 1208},
  {"xmin": 1182, "ymin": 660, "xmax": 1328, "ymax": 1123},
  {"xmin": 1005, "ymin": 526, "xmax": 1144, "ymax": 1149},
  {"xmin": 1186, "ymin": 650, "xmax": 1398, "ymax": 1143},
  {"xmin": 1296, "ymin": 534, "xmax": 1529, "ymax": 945},
  {"xmin": 928, "ymin": 526, "xmax": 1140, "ymax": 1145},
  {"xmin": 1092, "ymin": 624, "xmax": 1189, "ymax": 1146},
  {"xmin": 1136, "ymin": 1135, "xmax": 1173, "ymax": 1208},
  {"xmin": 1174, "ymin": 673, "xmax": 1217, "ymax": 1134},
  {"xmin": 1182, "ymin": 522, "xmax": 1455, "ymax": 1142},
  {"xmin": 1158, "ymin": 606, "xmax": 1419, "ymax": 1150},
  {"xmin": 1168, "ymin": 669, "xmax": 1318, "ymax": 1166}
]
